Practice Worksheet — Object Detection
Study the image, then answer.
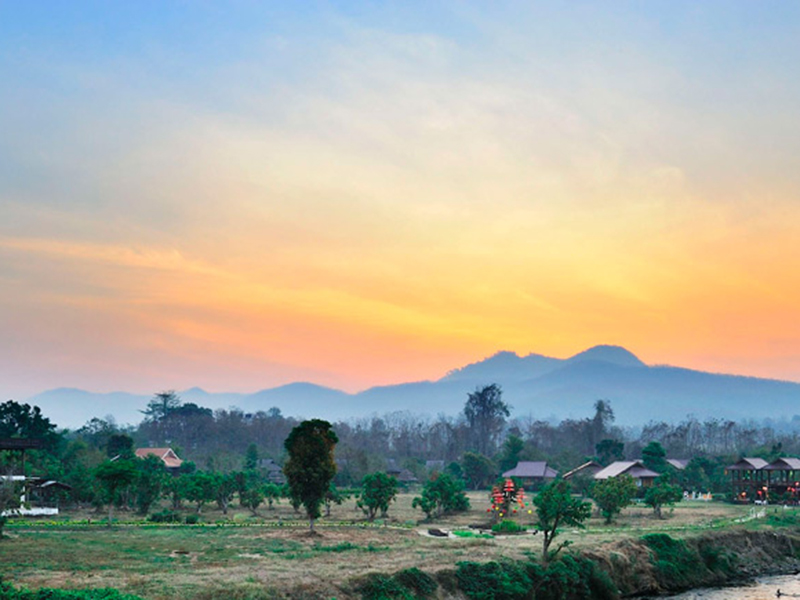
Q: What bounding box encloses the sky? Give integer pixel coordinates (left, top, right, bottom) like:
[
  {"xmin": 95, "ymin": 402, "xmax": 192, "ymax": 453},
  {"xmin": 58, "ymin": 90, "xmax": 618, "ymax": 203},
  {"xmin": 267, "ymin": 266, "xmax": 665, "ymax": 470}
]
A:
[{"xmin": 2, "ymin": 2, "xmax": 800, "ymax": 399}]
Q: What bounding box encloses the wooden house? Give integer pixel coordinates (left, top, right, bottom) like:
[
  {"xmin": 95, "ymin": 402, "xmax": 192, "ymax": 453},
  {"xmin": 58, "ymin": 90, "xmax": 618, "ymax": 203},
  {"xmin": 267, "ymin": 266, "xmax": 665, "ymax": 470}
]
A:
[
  {"xmin": 593, "ymin": 461, "xmax": 659, "ymax": 488},
  {"xmin": 726, "ymin": 457, "xmax": 769, "ymax": 502},
  {"xmin": 502, "ymin": 461, "xmax": 558, "ymax": 488}
]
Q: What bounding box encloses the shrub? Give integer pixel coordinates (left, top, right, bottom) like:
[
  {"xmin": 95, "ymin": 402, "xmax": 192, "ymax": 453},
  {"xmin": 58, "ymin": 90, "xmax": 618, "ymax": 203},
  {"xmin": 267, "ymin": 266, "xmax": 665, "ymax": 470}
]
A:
[
  {"xmin": 535, "ymin": 554, "xmax": 617, "ymax": 600},
  {"xmin": 455, "ymin": 561, "xmax": 532, "ymax": 600},
  {"xmin": 184, "ymin": 513, "xmax": 199, "ymax": 525},
  {"xmin": 491, "ymin": 520, "xmax": 526, "ymax": 534},
  {"xmin": 147, "ymin": 509, "xmax": 181, "ymax": 523},
  {"xmin": 354, "ymin": 573, "xmax": 412, "ymax": 600},
  {"xmin": 0, "ymin": 581, "xmax": 144, "ymax": 599},
  {"xmin": 394, "ymin": 568, "xmax": 437, "ymax": 598},
  {"xmin": 642, "ymin": 533, "xmax": 704, "ymax": 590}
]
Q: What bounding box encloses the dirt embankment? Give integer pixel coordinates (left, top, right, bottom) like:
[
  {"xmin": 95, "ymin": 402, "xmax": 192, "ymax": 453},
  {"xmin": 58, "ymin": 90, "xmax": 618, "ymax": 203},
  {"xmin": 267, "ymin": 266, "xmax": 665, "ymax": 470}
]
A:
[{"xmin": 583, "ymin": 529, "xmax": 800, "ymax": 597}]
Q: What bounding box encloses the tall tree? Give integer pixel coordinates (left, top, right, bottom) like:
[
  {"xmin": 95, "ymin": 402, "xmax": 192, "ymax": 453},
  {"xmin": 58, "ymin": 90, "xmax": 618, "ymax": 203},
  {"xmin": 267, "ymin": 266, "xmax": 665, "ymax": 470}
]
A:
[
  {"xmin": 0, "ymin": 401, "xmax": 58, "ymax": 448},
  {"xmin": 595, "ymin": 439, "xmax": 625, "ymax": 466},
  {"xmin": 283, "ymin": 419, "xmax": 338, "ymax": 531},
  {"xmin": 642, "ymin": 441, "xmax": 668, "ymax": 473},
  {"xmin": 463, "ymin": 384, "xmax": 510, "ymax": 456},
  {"xmin": 141, "ymin": 391, "xmax": 182, "ymax": 422}
]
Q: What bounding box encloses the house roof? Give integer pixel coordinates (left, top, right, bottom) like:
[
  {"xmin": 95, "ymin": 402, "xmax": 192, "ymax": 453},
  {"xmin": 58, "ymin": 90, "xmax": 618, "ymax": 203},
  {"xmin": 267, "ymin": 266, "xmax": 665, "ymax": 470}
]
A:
[
  {"xmin": 763, "ymin": 457, "xmax": 800, "ymax": 471},
  {"xmin": 257, "ymin": 458, "xmax": 282, "ymax": 472},
  {"xmin": 726, "ymin": 457, "xmax": 768, "ymax": 471},
  {"xmin": 666, "ymin": 459, "xmax": 689, "ymax": 470},
  {"xmin": 563, "ymin": 461, "xmax": 603, "ymax": 480},
  {"xmin": 594, "ymin": 461, "xmax": 659, "ymax": 480},
  {"xmin": 502, "ymin": 461, "xmax": 558, "ymax": 479},
  {"xmin": 135, "ymin": 447, "xmax": 183, "ymax": 469}
]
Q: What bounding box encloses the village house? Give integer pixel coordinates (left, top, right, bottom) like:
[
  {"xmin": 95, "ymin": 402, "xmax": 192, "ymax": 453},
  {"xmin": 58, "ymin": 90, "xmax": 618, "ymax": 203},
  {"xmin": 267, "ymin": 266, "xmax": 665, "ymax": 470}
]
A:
[
  {"xmin": 727, "ymin": 457, "xmax": 800, "ymax": 503},
  {"xmin": 563, "ymin": 460, "xmax": 604, "ymax": 481},
  {"xmin": 135, "ymin": 447, "xmax": 184, "ymax": 472},
  {"xmin": 593, "ymin": 460, "xmax": 659, "ymax": 488},
  {"xmin": 502, "ymin": 461, "xmax": 558, "ymax": 489}
]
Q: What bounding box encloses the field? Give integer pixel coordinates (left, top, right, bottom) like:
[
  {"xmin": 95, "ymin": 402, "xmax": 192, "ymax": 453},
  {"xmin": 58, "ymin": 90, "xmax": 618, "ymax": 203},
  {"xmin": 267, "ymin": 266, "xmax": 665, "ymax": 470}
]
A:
[{"xmin": 0, "ymin": 492, "xmax": 767, "ymax": 599}]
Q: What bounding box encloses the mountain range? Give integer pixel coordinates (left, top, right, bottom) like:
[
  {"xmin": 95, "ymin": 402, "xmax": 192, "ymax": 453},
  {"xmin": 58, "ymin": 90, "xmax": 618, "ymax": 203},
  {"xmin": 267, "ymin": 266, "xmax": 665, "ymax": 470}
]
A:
[{"xmin": 24, "ymin": 345, "xmax": 800, "ymax": 429}]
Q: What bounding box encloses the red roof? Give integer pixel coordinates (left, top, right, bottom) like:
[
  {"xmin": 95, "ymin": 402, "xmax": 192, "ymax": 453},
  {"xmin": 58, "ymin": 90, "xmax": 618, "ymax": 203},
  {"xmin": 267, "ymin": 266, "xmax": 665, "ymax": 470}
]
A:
[{"xmin": 135, "ymin": 447, "xmax": 183, "ymax": 469}]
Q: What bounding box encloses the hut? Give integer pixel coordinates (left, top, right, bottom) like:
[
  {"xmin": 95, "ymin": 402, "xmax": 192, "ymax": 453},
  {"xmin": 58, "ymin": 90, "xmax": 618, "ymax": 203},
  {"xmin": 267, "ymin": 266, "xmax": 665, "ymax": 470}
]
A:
[
  {"xmin": 502, "ymin": 461, "xmax": 558, "ymax": 489},
  {"xmin": 593, "ymin": 461, "xmax": 659, "ymax": 488},
  {"xmin": 726, "ymin": 457, "xmax": 769, "ymax": 502}
]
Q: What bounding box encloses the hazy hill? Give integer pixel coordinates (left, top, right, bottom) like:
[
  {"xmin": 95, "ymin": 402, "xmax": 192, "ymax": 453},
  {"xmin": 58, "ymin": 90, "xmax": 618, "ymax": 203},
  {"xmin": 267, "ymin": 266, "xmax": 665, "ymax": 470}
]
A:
[{"xmin": 25, "ymin": 345, "xmax": 800, "ymax": 428}]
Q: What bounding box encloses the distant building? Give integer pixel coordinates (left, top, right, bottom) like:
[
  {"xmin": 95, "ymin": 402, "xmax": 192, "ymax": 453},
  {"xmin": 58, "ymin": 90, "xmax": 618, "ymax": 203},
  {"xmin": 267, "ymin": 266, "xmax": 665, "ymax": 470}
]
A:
[
  {"xmin": 257, "ymin": 458, "xmax": 286, "ymax": 484},
  {"xmin": 563, "ymin": 460, "xmax": 604, "ymax": 480},
  {"xmin": 135, "ymin": 447, "xmax": 183, "ymax": 471},
  {"xmin": 502, "ymin": 461, "xmax": 558, "ymax": 488},
  {"xmin": 726, "ymin": 457, "xmax": 769, "ymax": 501},
  {"xmin": 593, "ymin": 461, "xmax": 659, "ymax": 488},
  {"xmin": 666, "ymin": 459, "xmax": 689, "ymax": 470},
  {"xmin": 386, "ymin": 459, "xmax": 419, "ymax": 484}
]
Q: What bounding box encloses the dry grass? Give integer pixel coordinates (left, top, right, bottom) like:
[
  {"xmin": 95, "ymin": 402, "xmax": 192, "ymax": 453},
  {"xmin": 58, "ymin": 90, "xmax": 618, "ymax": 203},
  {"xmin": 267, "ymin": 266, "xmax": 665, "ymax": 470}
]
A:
[{"xmin": 0, "ymin": 492, "xmax": 762, "ymax": 600}]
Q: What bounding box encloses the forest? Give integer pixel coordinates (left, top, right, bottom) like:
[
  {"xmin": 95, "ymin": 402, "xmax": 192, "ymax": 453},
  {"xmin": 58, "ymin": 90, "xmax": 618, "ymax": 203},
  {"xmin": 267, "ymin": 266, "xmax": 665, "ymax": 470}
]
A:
[{"xmin": 2, "ymin": 383, "xmax": 799, "ymax": 510}]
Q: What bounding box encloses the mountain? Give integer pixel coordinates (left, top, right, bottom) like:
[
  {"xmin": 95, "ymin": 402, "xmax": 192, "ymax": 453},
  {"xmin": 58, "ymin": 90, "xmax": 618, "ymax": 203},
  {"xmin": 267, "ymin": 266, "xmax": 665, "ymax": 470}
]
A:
[{"xmin": 24, "ymin": 345, "xmax": 800, "ymax": 428}]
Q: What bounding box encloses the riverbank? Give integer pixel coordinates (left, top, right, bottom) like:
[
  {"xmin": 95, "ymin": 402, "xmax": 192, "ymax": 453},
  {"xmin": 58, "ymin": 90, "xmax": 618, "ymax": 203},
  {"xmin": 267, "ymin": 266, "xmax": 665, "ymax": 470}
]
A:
[{"xmin": 584, "ymin": 529, "xmax": 800, "ymax": 597}]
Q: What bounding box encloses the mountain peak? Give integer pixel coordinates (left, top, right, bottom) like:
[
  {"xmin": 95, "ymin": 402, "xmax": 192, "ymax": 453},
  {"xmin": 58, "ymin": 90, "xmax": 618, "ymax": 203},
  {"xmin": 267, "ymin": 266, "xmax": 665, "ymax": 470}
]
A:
[{"xmin": 566, "ymin": 345, "xmax": 645, "ymax": 367}]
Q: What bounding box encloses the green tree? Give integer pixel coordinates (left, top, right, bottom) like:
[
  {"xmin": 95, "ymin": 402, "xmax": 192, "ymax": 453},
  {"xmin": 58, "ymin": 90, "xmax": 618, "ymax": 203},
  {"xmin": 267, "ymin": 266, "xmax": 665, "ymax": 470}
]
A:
[
  {"xmin": 0, "ymin": 477, "xmax": 21, "ymax": 539},
  {"xmin": 461, "ymin": 451, "xmax": 496, "ymax": 490},
  {"xmin": 94, "ymin": 459, "xmax": 138, "ymax": 526},
  {"xmin": 135, "ymin": 454, "xmax": 167, "ymax": 514},
  {"xmin": 0, "ymin": 400, "xmax": 59, "ymax": 450},
  {"xmin": 498, "ymin": 434, "xmax": 525, "ymax": 473},
  {"xmin": 240, "ymin": 481, "xmax": 265, "ymax": 516},
  {"xmin": 211, "ymin": 472, "xmax": 237, "ymax": 515},
  {"xmin": 533, "ymin": 479, "xmax": 592, "ymax": 563},
  {"xmin": 592, "ymin": 475, "xmax": 637, "ymax": 524},
  {"xmin": 283, "ymin": 419, "xmax": 338, "ymax": 531},
  {"xmin": 642, "ymin": 441, "xmax": 668, "ymax": 473},
  {"xmin": 595, "ymin": 439, "xmax": 625, "ymax": 466},
  {"xmin": 184, "ymin": 472, "xmax": 217, "ymax": 513},
  {"xmin": 164, "ymin": 475, "xmax": 187, "ymax": 511},
  {"xmin": 264, "ymin": 482, "xmax": 283, "ymax": 510},
  {"xmin": 324, "ymin": 483, "xmax": 350, "ymax": 517},
  {"xmin": 106, "ymin": 433, "xmax": 135, "ymax": 459},
  {"xmin": 357, "ymin": 472, "xmax": 398, "ymax": 521},
  {"xmin": 244, "ymin": 443, "xmax": 259, "ymax": 471},
  {"xmin": 644, "ymin": 479, "xmax": 683, "ymax": 518},
  {"xmin": 412, "ymin": 473, "xmax": 470, "ymax": 520},
  {"xmin": 463, "ymin": 384, "xmax": 510, "ymax": 456}
]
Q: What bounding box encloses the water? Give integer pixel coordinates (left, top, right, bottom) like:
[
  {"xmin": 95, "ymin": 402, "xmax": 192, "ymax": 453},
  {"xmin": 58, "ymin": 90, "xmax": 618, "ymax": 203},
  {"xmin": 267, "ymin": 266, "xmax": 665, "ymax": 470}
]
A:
[{"xmin": 657, "ymin": 574, "xmax": 800, "ymax": 599}]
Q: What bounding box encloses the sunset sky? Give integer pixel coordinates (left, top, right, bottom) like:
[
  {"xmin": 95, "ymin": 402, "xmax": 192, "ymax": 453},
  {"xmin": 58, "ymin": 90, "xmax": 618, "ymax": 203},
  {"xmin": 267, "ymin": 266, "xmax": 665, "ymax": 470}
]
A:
[{"xmin": 2, "ymin": 2, "xmax": 800, "ymax": 399}]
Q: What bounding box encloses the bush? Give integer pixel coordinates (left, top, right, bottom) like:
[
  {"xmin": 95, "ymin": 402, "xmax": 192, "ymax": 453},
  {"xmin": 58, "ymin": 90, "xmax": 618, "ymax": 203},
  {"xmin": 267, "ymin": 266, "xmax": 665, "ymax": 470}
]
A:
[
  {"xmin": 455, "ymin": 561, "xmax": 532, "ymax": 600},
  {"xmin": 491, "ymin": 520, "xmax": 526, "ymax": 534},
  {"xmin": 0, "ymin": 581, "xmax": 144, "ymax": 599},
  {"xmin": 393, "ymin": 568, "xmax": 437, "ymax": 598},
  {"xmin": 642, "ymin": 533, "xmax": 704, "ymax": 590},
  {"xmin": 147, "ymin": 509, "xmax": 181, "ymax": 523},
  {"xmin": 184, "ymin": 514, "xmax": 199, "ymax": 525},
  {"xmin": 354, "ymin": 573, "xmax": 412, "ymax": 600},
  {"xmin": 535, "ymin": 554, "xmax": 617, "ymax": 600}
]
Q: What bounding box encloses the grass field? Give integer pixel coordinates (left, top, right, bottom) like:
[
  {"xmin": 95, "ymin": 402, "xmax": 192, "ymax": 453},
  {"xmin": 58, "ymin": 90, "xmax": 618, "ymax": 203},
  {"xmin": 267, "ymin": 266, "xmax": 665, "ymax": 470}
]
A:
[{"xmin": 0, "ymin": 492, "xmax": 770, "ymax": 599}]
